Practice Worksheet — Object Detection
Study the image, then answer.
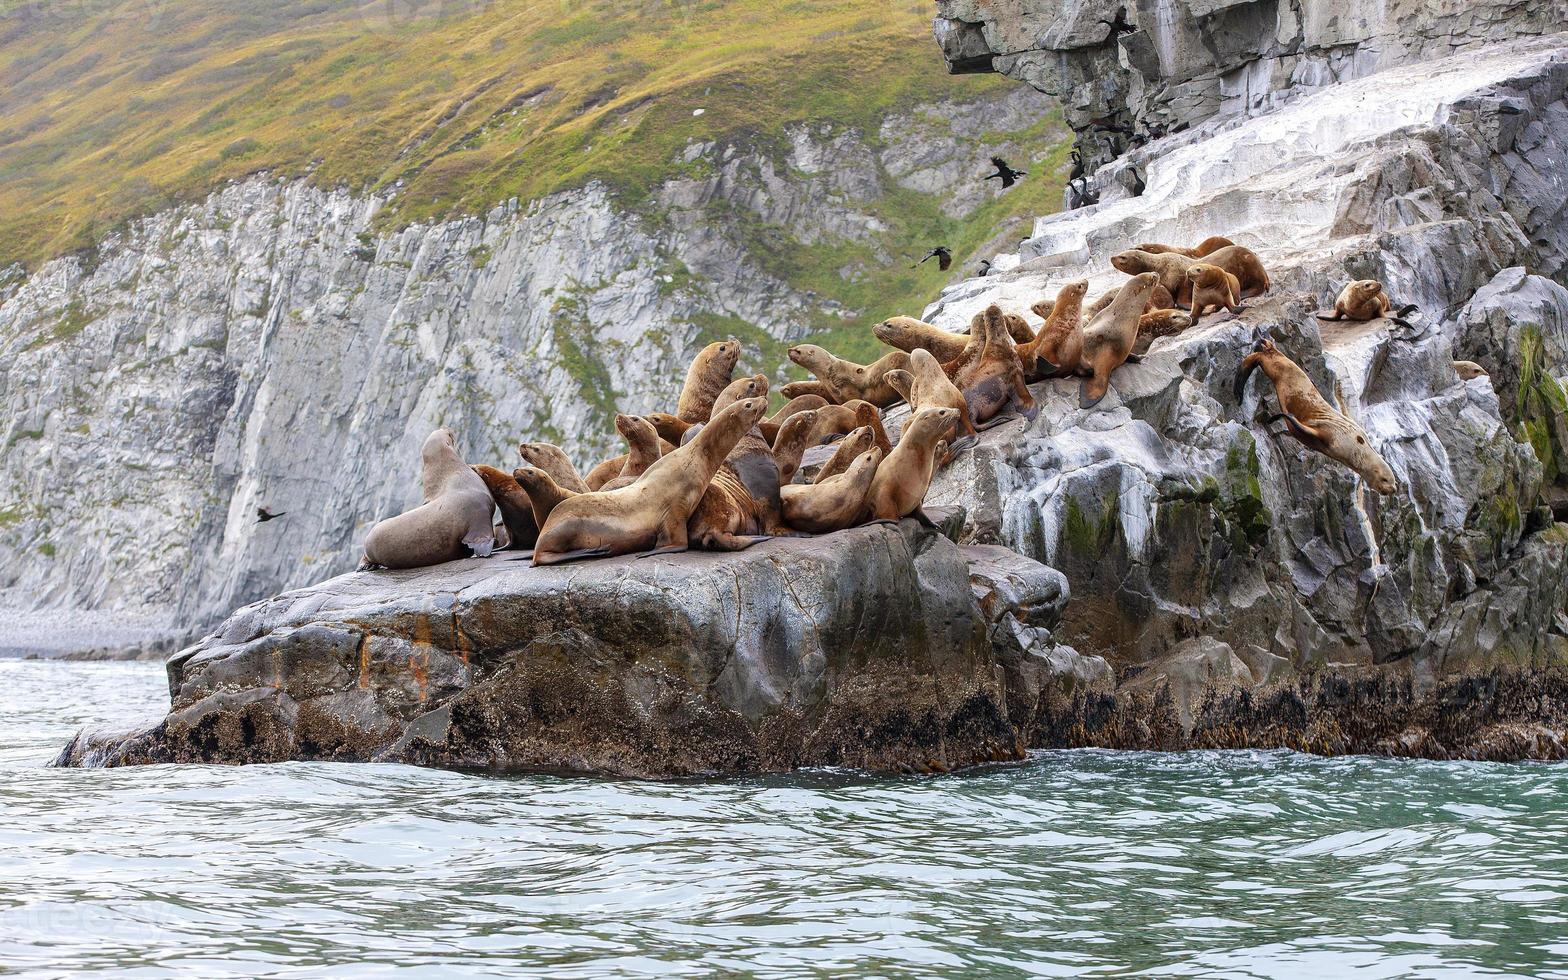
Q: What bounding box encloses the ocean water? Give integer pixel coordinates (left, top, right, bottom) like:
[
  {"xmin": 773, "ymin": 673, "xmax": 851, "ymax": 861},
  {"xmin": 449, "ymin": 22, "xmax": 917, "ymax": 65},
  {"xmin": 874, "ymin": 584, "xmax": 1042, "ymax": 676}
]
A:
[{"xmin": 2, "ymin": 659, "xmax": 1566, "ymax": 979}]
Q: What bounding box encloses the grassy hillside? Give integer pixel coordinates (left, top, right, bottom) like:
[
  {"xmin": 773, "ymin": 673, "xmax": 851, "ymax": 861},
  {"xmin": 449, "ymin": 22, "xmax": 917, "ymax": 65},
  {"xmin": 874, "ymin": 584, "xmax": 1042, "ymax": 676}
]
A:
[{"xmin": 0, "ymin": 0, "xmax": 1066, "ymax": 352}]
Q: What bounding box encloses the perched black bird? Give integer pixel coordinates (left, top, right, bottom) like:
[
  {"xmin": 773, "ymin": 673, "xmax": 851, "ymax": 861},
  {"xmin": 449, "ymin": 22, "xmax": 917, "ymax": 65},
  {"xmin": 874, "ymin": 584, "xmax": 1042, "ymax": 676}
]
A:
[
  {"xmin": 1099, "ymin": 5, "xmax": 1136, "ymax": 42},
  {"xmin": 912, "ymin": 246, "xmax": 953, "ymax": 271},
  {"xmin": 1129, "ymin": 167, "xmax": 1146, "ymax": 197},
  {"xmin": 984, "ymin": 156, "xmax": 1027, "ymax": 188},
  {"xmin": 1069, "ymin": 147, "xmax": 1086, "ymax": 182},
  {"xmin": 1068, "ymin": 177, "xmax": 1099, "ymax": 210},
  {"xmin": 256, "ymin": 507, "xmax": 286, "ymax": 524}
]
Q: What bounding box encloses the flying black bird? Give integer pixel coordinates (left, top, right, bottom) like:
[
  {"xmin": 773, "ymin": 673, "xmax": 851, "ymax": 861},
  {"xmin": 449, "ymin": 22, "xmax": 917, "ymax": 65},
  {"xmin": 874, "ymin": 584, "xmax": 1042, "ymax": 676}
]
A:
[
  {"xmin": 912, "ymin": 246, "xmax": 953, "ymax": 271},
  {"xmin": 1069, "ymin": 147, "xmax": 1086, "ymax": 182},
  {"xmin": 1099, "ymin": 6, "xmax": 1136, "ymax": 42},
  {"xmin": 984, "ymin": 156, "xmax": 1027, "ymax": 188},
  {"xmin": 256, "ymin": 507, "xmax": 286, "ymax": 524},
  {"xmin": 1129, "ymin": 167, "xmax": 1146, "ymax": 197}
]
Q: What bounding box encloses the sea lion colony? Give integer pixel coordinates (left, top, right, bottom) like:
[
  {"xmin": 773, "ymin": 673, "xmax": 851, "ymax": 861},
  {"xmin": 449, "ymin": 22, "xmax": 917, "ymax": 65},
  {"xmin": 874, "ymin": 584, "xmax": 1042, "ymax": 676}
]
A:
[{"xmin": 361, "ymin": 237, "xmax": 1417, "ymax": 571}]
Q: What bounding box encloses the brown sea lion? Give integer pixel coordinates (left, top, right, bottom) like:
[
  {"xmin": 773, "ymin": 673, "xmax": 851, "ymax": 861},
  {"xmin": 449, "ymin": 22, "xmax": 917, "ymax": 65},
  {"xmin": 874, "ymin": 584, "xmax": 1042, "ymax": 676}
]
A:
[
  {"xmin": 1001, "ymin": 312, "xmax": 1035, "ymax": 346},
  {"xmin": 759, "ymin": 394, "xmax": 829, "ymax": 445},
  {"xmin": 862, "ymin": 407, "xmax": 957, "ymax": 523},
  {"xmin": 361, "ymin": 429, "xmax": 497, "ymax": 569},
  {"xmin": 771, "ymin": 410, "xmax": 820, "ymax": 486},
  {"xmin": 781, "ymin": 447, "xmax": 883, "ymax": 534},
  {"xmin": 1234, "ymin": 337, "xmax": 1397, "ymax": 494},
  {"xmin": 1133, "ymin": 235, "xmax": 1235, "ymax": 258},
  {"xmin": 779, "ymin": 379, "xmax": 841, "ymax": 403},
  {"xmin": 1134, "ymin": 309, "xmax": 1195, "ymax": 354},
  {"xmin": 599, "ymin": 415, "xmax": 665, "ymax": 492},
  {"xmin": 645, "ymin": 412, "xmax": 694, "ymax": 446},
  {"xmin": 676, "ymin": 338, "xmax": 741, "ymax": 423},
  {"xmin": 1186, "ymin": 263, "xmax": 1245, "ymax": 326},
  {"xmin": 532, "ymin": 396, "xmax": 769, "ymax": 564},
  {"xmin": 1079, "ymin": 272, "xmax": 1160, "ymax": 409},
  {"xmin": 885, "ymin": 347, "xmax": 977, "ymax": 442},
  {"xmin": 473, "ymin": 464, "xmax": 540, "ymax": 550},
  {"xmin": 954, "ymin": 304, "xmax": 1036, "ymax": 428},
  {"xmin": 806, "ymin": 400, "xmax": 892, "ymax": 454},
  {"xmin": 511, "ymin": 465, "xmax": 579, "ymax": 528},
  {"xmin": 1023, "ymin": 279, "xmax": 1088, "ymax": 378},
  {"xmin": 1317, "ymin": 279, "xmax": 1417, "ymax": 327},
  {"xmin": 1453, "ymin": 360, "xmax": 1488, "ymax": 380},
  {"xmin": 516, "ymin": 442, "xmax": 590, "ymax": 494},
  {"xmin": 1083, "ymin": 281, "xmax": 1177, "ymax": 319},
  {"xmin": 1112, "ymin": 245, "xmax": 1270, "ymax": 303},
  {"xmin": 873, "ymin": 315, "xmax": 970, "ymax": 364},
  {"xmin": 687, "ymin": 380, "xmax": 798, "ymax": 550},
  {"xmin": 813, "ymin": 425, "xmax": 875, "ymax": 483},
  {"xmin": 786, "ymin": 344, "xmax": 912, "ymax": 408}
]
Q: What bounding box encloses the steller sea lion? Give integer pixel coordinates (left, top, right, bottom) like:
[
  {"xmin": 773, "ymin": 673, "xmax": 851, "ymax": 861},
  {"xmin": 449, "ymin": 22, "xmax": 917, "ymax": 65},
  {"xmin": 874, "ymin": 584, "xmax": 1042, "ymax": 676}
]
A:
[
  {"xmin": 1133, "ymin": 235, "xmax": 1235, "ymax": 258},
  {"xmin": 786, "ymin": 344, "xmax": 912, "ymax": 408},
  {"xmin": 599, "ymin": 415, "xmax": 666, "ymax": 492},
  {"xmin": 677, "ymin": 338, "xmax": 741, "ymax": 424},
  {"xmin": 1134, "ymin": 309, "xmax": 1194, "ymax": 354},
  {"xmin": 511, "ymin": 465, "xmax": 579, "ymax": 528},
  {"xmin": 645, "ymin": 412, "xmax": 693, "ymax": 446},
  {"xmin": 952, "ymin": 304, "xmax": 1036, "ymax": 428},
  {"xmin": 1079, "ymin": 272, "xmax": 1160, "ymax": 409},
  {"xmin": 1023, "ymin": 279, "xmax": 1088, "ymax": 378},
  {"xmin": 686, "ymin": 377, "xmax": 798, "ymax": 551},
  {"xmin": 1234, "ymin": 337, "xmax": 1396, "ymax": 494},
  {"xmin": 862, "ymin": 407, "xmax": 958, "ymax": 523},
  {"xmin": 1317, "ymin": 279, "xmax": 1417, "ymax": 328},
  {"xmin": 760, "ymin": 394, "xmax": 829, "ymax": 445},
  {"xmin": 779, "ymin": 379, "xmax": 840, "ymax": 403},
  {"xmin": 813, "ymin": 425, "xmax": 875, "ymax": 483},
  {"xmin": 532, "ymin": 396, "xmax": 769, "ymax": 564},
  {"xmin": 1453, "ymin": 360, "xmax": 1488, "ymax": 380},
  {"xmin": 781, "ymin": 447, "xmax": 883, "ymax": 534},
  {"xmin": 517, "ymin": 442, "xmax": 590, "ymax": 494},
  {"xmin": 361, "ymin": 429, "xmax": 497, "ymax": 570},
  {"xmin": 473, "ymin": 465, "xmax": 540, "ymax": 550},
  {"xmin": 874, "ymin": 315, "xmax": 970, "ymax": 364},
  {"xmin": 805, "ymin": 399, "xmax": 892, "ymax": 454},
  {"xmin": 885, "ymin": 347, "xmax": 977, "ymax": 444},
  {"xmin": 771, "ymin": 410, "xmax": 820, "ymax": 485},
  {"xmin": 1084, "ymin": 280, "xmax": 1177, "ymax": 320},
  {"xmin": 1186, "ymin": 263, "xmax": 1245, "ymax": 326},
  {"xmin": 1112, "ymin": 245, "xmax": 1270, "ymax": 303}
]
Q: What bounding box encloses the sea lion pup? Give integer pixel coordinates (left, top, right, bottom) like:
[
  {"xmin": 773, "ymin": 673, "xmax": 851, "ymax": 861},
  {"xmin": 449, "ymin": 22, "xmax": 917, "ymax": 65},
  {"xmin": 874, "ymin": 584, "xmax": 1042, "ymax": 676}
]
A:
[
  {"xmin": 599, "ymin": 414, "xmax": 665, "ymax": 492},
  {"xmin": 511, "ymin": 466, "xmax": 579, "ymax": 528},
  {"xmin": 473, "ymin": 464, "xmax": 540, "ymax": 550},
  {"xmin": 1079, "ymin": 272, "xmax": 1160, "ymax": 409},
  {"xmin": 1453, "ymin": 360, "xmax": 1488, "ymax": 380},
  {"xmin": 516, "ymin": 442, "xmax": 590, "ymax": 494},
  {"xmin": 532, "ymin": 396, "xmax": 768, "ymax": 564},
  {"xmin": 1234, "ymin": 337, "xmax": 1397, "ymax": 494},
  {"xmin": 676, "ymin": 338, "xmax": 741, "ymax": 423},
  {"xmin": 874, "ymin": 315, "xmax": 970, "ymax": 363},
  {"xmin": 1317, "ymin": 279, "xmax": 1418, "ymax": 328},
  {"xmin": 1083, "ymin": 280, "xmax": 1177, "ymax": 319},
  {"xmin": 1185, "ymin": 262, "xmax": 1245, "ymax": 326},
  {"xmin": 1022, "ymin": 279, "xmax": 1088, "ymax": 378},
  {"xmin": 759, "ymin": 394, "xmax": 829, "ymax": 445},
  {"xmin": 806, "ymin": 399, "xmax": 892, "ymax": 453},
  {"xmin": 644, "ymin": 411, "xmax": 693, "ymax": 446},
  {"xmin": 954, "ymin": 304, "xmax": 1037, "ymax": 428},
  {"xmin": 885, "ymin": 348, "xmax": 978, "ymax": 442},
  {"xmin": 779, "ymin": 379, "xmax": 841, "ymax": 403},
  {"xmin": 770, "ymin": 410, "xmax": 821, "ymax": 485},
  {"xmin": 1111, "ymin": 245, "xmax": 1270, "ymax": 303},
  {"xmin": 862, "ymin": 406, "xmax": 959, "ymax": 523},
  {"xmin": 1133, "ymin": 235, "xmax": 1235, "ymax": 258},
  {"xmin": 813, "ymin": 425, "xmax": 875, "ymax": 483},
  {"xmin": 785, "ymin": 344, "xmax": 912, "ymax": 408},
  {"xmin": 361, "ymin": 429, "xmax": 497, "ymax": 570},
  {"xmin": 781, "ymin": 447, "xmax": 883, "ymax": 534}
]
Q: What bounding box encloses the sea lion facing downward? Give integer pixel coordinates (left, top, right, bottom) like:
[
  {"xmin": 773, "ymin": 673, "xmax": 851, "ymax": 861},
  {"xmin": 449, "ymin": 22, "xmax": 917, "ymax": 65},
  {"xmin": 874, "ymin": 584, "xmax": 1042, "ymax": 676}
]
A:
[
  {"xmin": 361, "ymin": 429, "xmax": 497, "ymax": 569},
  {"xmin": 676, "ymin": 338, "xmax": 741, "ymax": 423},
  {"xmin": 863, "ymin": 407, "xmax": 958, "ymax": 523},
  {"xmin": 1234, "ymin": 337, "xmax": 1397, "ymax": 494},
  {"xmin": 532, "ymin": 397, "xmax": 769, "ymax": 565},
  {"xmin": 1079, "ymin": 272, "xmax": 1160, "ymax": 409},
  {"xmin": 781, "ymin": 447, "xmax": 883, "ymax": 534},
  {"xmin": 473, "ymin": 464, "xmax": 540, "ymax": 550}
]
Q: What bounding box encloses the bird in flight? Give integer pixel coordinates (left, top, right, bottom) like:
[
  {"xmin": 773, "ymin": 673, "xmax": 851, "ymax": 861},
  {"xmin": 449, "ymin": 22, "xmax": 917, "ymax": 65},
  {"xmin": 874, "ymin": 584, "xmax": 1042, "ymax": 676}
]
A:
[
  {"xmin": 912, "ymin": 246, "xmax": 953, "ymax": 271},
  {"xmin": 256, "ymin": 507, "xmax": 287, "ymax": 523},
  {"xmin": 984, "ymin": 157, "xmax": 1026, "ymax": 188}
]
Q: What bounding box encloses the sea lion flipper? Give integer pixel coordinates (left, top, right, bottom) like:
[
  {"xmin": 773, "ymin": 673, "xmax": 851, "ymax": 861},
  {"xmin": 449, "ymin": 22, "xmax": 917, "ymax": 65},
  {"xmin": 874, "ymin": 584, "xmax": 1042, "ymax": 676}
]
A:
[
  {"xmin": 910, "ymin": 508, "xmax": 938, "ymax": 529},
  {"xmin": 1233, "ymin": 352, "xmax": 1263, "ymax": 404},
  {"xmin": 637, "ymin": 545, "xmax": 689, "ymax": 559},
  {"xmin": 1079, "ymin": 376, "xmax": 1108, "ymax": 409},
  {"xmin": 1123, "ymin": 353, "xmax": 1144, "ymax": 364},
  {"xmin": 947, "ymin": 435, "xmax": 978, "ymax": 455},
  {"xmin": 1278, "ymin": 412, "xmax": 1331, "ymax": 451},
  {"xmin": 503, "ymin": 550, "xmax": 536, "ymax": 562},
  {"xmin": 464, "ymin": 532, "xmax": 498, "ymax": 558}
]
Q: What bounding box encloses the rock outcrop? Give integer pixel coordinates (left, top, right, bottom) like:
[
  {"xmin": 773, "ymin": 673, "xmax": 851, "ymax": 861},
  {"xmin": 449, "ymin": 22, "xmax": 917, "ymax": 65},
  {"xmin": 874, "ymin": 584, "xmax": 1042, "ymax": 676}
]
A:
[{"xmin": 53, "ymin": 518, "xmax": 1100, "ymax": 777}]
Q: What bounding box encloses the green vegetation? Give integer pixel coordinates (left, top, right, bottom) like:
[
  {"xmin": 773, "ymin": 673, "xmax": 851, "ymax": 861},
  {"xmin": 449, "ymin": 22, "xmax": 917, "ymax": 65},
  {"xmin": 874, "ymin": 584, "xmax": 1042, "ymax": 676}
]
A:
[{"xmin": 1516, "ymin": 326, "xmax": 1568, "ymax": 489}]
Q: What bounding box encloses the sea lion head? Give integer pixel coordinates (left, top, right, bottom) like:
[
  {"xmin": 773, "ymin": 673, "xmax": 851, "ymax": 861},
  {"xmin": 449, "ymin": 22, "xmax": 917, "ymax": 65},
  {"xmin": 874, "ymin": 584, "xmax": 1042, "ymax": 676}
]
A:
[
  {"xmin": 1453, "ymin": 360, "xmax": 1488, "ymax": 381},
  {"xmin": 511, "ymin": 465, "xmax": 552, "ymax": 494},
  {"xmin": 884, "ymin": 369, "xmax": 914, "ymax": 404},
  {"xmin": 1346, "ymin": 279, "xmax": 1385, "ymax": 305},
  {"xmin": 472, "ymin": 464, "xmax": 518, "ymax": 494},
  {"xmin": 1110, "ymin": 250, "xmax": 1152, "ymax": 275},
  {"xmin": 422, "ymin": 427, "xmax": 459, "ymax": 463},
  {"xmin": 1054, "ymin": 279, "xmax": 1090, "ymax": 307},
  {"xmin": 786, "ymin": 344, "xmax": 830, "ymax": 371},
  {"xmin": 873, "ymin": 316, "xmax": 924, "ymax": 348},
  {"xmin": 643, "ymin": 412, "xmax": 691, "ymax": 444},
  {"xmin": 836, "ymin": 425, "xmax": 875, "ymax": 458},
  {"xmin": 701, "ymin": 338, "xmax": 741, "ymax": 374},
  {"xmin": 844, "ymin": 447, "xmax": 883, "ymax": 482},
  {"xmin": 1123, "ymin": 271, "xmax": 1161, "ymax": 305},
  {"xmin": 1186, "ymin": 263, "xmax": 1221, "ymax": 286},
  {"xmin": 848, "ymin": 400, "xmax": 882, "ymax": 429},
  {"xmin": 713, "ymin": 374, "xmax": 769, "ymax": 415},
  {"xmin": 516, "ymin": 441, "xmax": 566, "ymax": 470},
  {"xmin": 614, "ymin": 413, "xmax": 659, "ymax": 451},
  {"xmin": 1338, "ymin": 427, "xmax": 1397, "ymax": 495},
  {"xmin": 732, "ymin": 396, "xmax": 769, "ymax": 430},
  {"xmin": 906, "ymin": 406, "xmax": 958, "ymax": 442}
]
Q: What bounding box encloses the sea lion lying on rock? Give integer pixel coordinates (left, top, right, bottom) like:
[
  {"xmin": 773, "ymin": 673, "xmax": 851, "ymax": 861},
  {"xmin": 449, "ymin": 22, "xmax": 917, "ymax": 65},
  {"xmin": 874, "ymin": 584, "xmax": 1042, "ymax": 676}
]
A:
[
  {"xmin": 781, "ymin": 447, "xmax": 883, "ymax": 534},
  {"xmin": 1133, "ymin": 235, "xmax": 1235, "ymax": 258},
  {"xmin": 361, "ymin": 429, "xmax": 498, "ymax": 570},
  {"xmin": 873, "ymin": 315, "xmax": 971, "ymax": 364},
  {"xmin": 531, "ymin": 396, "xmax": 768, "ymax": 564},
  {"xmin": 1234, "ymin": 337, "xmax": 1397, "ymax": 494},
  {"xmin": 1112, "ymin": 245, "xmax": 1270, "ymax": 303},
  {"xmin": 787, "ymin": 344, "xmax": 912, "ymax": 408}
]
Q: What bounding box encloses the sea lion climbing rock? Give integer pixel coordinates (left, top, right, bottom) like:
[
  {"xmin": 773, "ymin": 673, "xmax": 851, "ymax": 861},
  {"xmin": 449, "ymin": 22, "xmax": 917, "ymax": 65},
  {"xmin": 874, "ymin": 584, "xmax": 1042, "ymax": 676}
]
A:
[
  {"xmin": 1235, "ymin": 337, "xmax": 1397, "ymax": 494},
  {"xmin": 1079, "ymin": 272, "xmax": 1160, "ymax": 409},
  {"xmin": 532, "ymin": 397, "xmax": 769, "ymax": 565},
  {"xmin": 786, "ymin": 344, "xmax": 912, "ymax": 408},
  {"xmin": 677, "ymin": 338, "xmax": 741, "ymax": 423},
  {"xmin": 473, "ymin": 464, "xmax": 540, "ymax": 550},
  {"xmin": 361, "ymin": 429, "xmax": 498, "ymax": 570},
  {"xmin": 1024, "ymin": 279, "xmax": 1088, "ymax": 377},
  {"xmin": 782, "ymin": 447, "xmax": 883, "ymax": 534},
  {"xmin": 863, "ymin": 407, "xmax": 958, "ymax": 522}
]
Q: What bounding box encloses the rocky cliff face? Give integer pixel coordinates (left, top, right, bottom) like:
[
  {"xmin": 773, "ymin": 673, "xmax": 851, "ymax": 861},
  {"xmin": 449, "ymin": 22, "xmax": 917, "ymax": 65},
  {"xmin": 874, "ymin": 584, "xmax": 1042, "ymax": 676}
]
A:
[
  {"xmin": 0, "ymin": 86, "xmax": 1053, "ymax": 644},
  {"xmin": 920, "ymin": 25, "xmax": 1568, "ymax": 699}
]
